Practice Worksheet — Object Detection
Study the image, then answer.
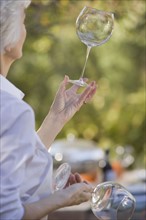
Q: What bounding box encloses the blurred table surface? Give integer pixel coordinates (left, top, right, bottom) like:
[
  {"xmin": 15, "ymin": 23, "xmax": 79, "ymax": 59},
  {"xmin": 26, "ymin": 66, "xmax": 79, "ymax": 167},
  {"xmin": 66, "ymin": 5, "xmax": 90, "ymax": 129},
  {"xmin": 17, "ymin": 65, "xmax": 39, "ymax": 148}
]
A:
[{"xmin": 48, "ymin": 169, "xmax": 146, "ymax": 220}]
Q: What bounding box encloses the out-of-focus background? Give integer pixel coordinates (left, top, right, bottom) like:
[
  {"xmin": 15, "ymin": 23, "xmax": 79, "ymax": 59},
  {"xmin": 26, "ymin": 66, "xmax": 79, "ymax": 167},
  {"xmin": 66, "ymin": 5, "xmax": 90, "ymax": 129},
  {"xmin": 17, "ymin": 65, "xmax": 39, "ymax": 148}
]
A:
[{"xmin": 8, "ymin": 0, "xmax": 145, "ymax": 219}]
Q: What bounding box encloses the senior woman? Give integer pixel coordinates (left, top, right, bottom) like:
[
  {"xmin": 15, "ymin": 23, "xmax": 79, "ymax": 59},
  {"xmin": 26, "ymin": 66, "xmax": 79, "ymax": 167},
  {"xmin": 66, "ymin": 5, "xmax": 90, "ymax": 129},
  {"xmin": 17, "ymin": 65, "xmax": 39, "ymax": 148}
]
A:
[{"xmin": 0, "ymin": 1, "xmax": 97, "ymax": 220}]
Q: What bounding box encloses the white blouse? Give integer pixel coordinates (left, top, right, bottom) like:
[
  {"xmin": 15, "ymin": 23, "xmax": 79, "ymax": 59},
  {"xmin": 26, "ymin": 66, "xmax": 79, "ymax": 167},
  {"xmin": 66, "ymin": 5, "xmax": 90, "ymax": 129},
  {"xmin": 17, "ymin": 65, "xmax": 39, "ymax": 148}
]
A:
[{"xmin": 0, "ymin": 75, "xmax": 53, "ymax": 220}]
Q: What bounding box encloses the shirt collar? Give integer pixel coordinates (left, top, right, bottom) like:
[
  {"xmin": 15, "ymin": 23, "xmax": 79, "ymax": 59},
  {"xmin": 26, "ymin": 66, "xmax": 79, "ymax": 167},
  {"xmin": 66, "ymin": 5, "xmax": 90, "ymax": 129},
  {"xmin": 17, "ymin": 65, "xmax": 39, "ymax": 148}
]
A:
[{"xmin": 0, "ymin": 75, "xmax": 24, "ymax": 100}]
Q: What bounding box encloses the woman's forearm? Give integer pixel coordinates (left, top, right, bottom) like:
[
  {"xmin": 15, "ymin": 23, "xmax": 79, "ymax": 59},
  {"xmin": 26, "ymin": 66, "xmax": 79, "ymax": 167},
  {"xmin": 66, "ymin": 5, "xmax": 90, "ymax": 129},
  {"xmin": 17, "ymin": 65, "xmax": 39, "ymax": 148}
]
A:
[
  {"xmin": 22, "ymin": 191, "xmax": 66, "ymax": 220},
  {"xmin": 22, "ymin": 183, "xmax": 92, "ymax": 220},
  {"xmin": 37, "ymin": 77, "xmax": 97, "ymax": 150},
  {"xmin": 37, "ymin": 113, "xmax": 63, "ymax": 149}
]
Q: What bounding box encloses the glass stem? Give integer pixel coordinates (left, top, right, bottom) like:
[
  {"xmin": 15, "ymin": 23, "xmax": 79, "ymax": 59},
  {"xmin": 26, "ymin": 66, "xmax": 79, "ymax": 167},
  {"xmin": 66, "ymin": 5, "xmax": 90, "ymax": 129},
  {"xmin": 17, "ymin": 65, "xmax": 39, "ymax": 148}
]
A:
[{"xmin": 80, "ymin": 46, "xmax": 91, "ymax": 79}]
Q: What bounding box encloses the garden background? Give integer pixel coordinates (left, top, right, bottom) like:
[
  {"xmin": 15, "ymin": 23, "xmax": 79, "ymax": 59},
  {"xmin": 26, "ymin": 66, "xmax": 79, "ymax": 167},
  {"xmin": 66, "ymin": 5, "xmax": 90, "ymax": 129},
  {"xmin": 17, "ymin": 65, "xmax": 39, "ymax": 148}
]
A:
[{"xmin": 8, "ymin": 0, "xmax": 145, "ymax": 168}]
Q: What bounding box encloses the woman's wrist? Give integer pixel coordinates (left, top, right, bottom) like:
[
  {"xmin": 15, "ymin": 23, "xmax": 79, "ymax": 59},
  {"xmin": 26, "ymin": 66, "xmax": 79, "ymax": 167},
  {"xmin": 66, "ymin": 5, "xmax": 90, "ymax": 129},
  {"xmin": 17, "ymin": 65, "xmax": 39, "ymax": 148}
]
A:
[
  {"xmin": 22, "ymin": 191, "xmax": 68, "ymax": 220},
  {"xmin": 37, "ymin": 112, "xmax": 64, "ymax": 149}
]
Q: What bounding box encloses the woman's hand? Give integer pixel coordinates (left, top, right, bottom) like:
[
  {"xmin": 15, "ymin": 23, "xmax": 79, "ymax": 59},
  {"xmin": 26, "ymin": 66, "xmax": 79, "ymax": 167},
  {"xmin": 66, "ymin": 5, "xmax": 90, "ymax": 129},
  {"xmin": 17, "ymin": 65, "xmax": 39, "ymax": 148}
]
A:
[
  {"xmin": 23, "ymin": 182, "xmax": 93, "ymax": 220},
  {"xmin": 49, "ymin": 75, "xmax": 97, "ymax": 125},
  {"xmin": 63, "ymin": 173, "xmax": 92, "ymax": 206},
  {"xmin": 65, "ymin": 172, "xmax": 88, "ymax": 187},
  {"xmin": 59, "ymin": 182, "xmax": 93, "ymax": 207},
  {"xmin": 37, "ymin": 75, "xmax": 97, "ymax": 149}
]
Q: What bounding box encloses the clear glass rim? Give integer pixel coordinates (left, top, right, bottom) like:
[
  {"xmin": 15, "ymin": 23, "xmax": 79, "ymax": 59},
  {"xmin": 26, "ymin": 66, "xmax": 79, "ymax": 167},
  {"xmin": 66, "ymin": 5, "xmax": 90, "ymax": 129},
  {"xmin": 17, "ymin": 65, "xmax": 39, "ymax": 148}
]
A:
[
  {"xmin": 76, "ymin": 6, "xmax": 114, "ymax": 27},
  {"xmin": 81, "ymin": 5, "xmax": 114, "ymax": 17},
  {"xmin": 93, "ymin": 181, "xmax": 136, "ymax": 202}
]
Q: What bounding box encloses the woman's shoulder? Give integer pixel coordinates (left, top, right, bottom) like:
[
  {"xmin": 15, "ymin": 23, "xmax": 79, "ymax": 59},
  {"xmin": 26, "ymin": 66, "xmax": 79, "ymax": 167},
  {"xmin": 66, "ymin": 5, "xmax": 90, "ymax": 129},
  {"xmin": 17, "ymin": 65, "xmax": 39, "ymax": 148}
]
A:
[{"xmin": 0, "ymin": 90, "xmax": 35, "ymax": 125}]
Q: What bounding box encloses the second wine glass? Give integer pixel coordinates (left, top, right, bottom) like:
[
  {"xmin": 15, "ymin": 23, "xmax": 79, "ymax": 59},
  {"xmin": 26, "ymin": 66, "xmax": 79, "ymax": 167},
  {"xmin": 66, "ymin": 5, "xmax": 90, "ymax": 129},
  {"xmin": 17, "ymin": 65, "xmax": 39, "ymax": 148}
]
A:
[
  {"xmin": 54, "ymin": 163, "xmax": 71, "ymax": 191},
  {"xmin": 91, "ymin": 181, "xmax": 136, "ymax": 220},
  {"xmin": 69, "ymin": 6, "xmax": 114, "ymax": 87}
]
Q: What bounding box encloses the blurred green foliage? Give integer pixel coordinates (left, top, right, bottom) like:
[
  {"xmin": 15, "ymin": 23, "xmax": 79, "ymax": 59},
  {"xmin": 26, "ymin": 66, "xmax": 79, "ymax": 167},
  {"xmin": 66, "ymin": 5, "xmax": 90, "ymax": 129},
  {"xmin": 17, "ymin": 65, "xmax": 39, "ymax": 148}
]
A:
[{"xmin": 8, "ymin": 0, "xmax": 145, "ymax": 167}]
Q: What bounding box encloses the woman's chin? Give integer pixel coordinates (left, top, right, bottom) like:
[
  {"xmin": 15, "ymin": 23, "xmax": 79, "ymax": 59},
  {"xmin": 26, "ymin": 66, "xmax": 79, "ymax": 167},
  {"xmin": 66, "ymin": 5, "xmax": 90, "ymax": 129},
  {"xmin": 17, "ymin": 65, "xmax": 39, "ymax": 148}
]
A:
[{"xmin": 13, "ymin": 51, "xmax": 23, "ymax": 60}]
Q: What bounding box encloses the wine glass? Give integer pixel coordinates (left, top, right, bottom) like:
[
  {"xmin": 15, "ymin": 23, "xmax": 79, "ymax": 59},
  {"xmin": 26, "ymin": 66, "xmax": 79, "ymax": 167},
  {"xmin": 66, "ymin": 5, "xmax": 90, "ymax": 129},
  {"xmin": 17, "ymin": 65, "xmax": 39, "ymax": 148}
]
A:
[
  {"xmin": 69, "ymin": 6, "xmax": 114, "ymax": 87},
  {"xmin": 53, "ymin": 163, "xmax": 71, "ymax": 191},
  {"xmin": 53, "ymin": 163, "xmax": 135, "ymax": 220},
  {"xmin": 91, "ymin": 181, "xmax": 136, "ymax": 220}
]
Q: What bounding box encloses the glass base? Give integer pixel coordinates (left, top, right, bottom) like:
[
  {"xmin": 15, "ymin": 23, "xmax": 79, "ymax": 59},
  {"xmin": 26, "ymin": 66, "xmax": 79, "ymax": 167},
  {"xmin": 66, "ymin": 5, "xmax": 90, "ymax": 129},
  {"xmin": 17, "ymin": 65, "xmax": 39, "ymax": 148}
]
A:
[
  {"xmin": 68, "ymin": 79, "xmax": 88, "ymax": 87},
  {"xmin": 54, "ymin": 163, "xmax": 71, "ymax": 191}
]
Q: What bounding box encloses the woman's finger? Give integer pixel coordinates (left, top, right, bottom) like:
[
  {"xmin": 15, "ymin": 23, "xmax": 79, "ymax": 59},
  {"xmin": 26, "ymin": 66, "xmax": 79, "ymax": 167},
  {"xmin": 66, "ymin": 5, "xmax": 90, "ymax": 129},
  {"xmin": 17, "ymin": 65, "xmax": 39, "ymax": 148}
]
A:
[
  {"xmin": 84, "ymin": 86, "xmax": 97, "ymax": 103},
  {"xmin": 74, "ymin": 173, "xmax": 82, "ymax": 183},
  {"xmin": 68, "ymin": 173, "xmax": 77, "ymax": 185},
  {"xmin": 78, "ymin": 81, "xmax": 97, "ymax": 105},
  {"xmin": 58, "ymin": 75, "xmax": 69, "ymax": 93},
  {"xmin": 82, "ymin": 191, "xmax": 92, "ymax": 201}
]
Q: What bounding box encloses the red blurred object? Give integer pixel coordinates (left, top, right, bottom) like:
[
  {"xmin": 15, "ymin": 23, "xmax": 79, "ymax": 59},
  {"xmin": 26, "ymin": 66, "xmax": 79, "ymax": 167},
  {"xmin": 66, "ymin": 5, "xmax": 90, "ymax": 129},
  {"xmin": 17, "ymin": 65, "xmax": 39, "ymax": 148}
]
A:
[{"xmin": 111, "ymin": 160, "xmax": 124, "ymax": 178}]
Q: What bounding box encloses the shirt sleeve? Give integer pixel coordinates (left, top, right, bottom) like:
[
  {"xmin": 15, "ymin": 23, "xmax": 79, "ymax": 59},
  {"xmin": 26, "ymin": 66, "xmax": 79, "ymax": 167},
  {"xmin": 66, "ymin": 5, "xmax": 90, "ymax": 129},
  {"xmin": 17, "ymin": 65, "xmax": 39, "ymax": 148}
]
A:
[{"xmin": 0, "ymin": 92, "xmax": 36, "ymax": 220}]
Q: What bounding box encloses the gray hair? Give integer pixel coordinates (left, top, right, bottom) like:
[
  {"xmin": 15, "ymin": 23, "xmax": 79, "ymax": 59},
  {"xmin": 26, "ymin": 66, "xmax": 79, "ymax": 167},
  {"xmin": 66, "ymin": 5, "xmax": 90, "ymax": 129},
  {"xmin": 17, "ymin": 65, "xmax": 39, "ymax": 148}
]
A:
[{"xmin": 0, "ymin": 0, "xmax": 31, "ymax": 53}]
